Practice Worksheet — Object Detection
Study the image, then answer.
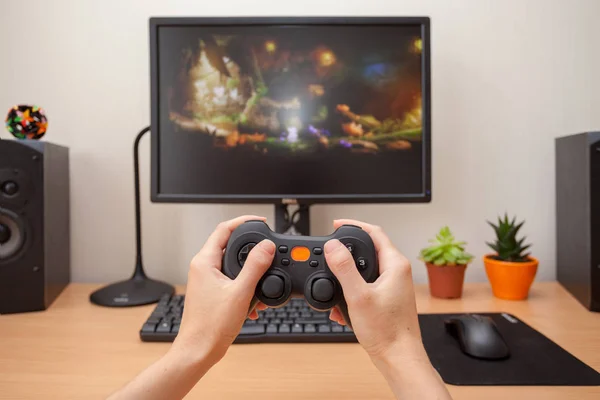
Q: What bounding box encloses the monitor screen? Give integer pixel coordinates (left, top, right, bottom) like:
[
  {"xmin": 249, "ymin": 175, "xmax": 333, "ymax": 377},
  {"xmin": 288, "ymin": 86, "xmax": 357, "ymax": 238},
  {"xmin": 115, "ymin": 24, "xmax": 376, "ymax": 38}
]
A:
[{"xmin": 151, "ymin": 18, "xmax": 431, "ymax": 203}]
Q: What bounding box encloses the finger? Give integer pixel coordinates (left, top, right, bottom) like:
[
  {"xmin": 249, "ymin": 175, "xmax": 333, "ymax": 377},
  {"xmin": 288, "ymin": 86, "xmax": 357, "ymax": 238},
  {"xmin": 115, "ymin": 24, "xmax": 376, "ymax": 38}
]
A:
[
  {"xmin": 248, "ymin": 309, "xmax": 259, "ymax": 320},
  {"xmin": 333, "ymin": 219, "xmax": 409, "ymax": 274},
  {"xmin": 255, "ymin": 302, "xmax": 268, "ymax": 311},
  {"xmin": 205, "ymin": 215, "xmax": 267, "ymax": 252},
  {"xmin": 329, "ymin": 307, "xmax": 342, "ymax": 321},
  {"xmin": 324, "ymin": 239, "xmax": 365, "ymax": 293},
  {"xmin": 333, "ymin": 219, "xmax": 393, "ymax": 252},
  {"xmin": 236, "ymin": 239, "xmax": 276, "ymax": 291},
  {"xmin": 197, "ymin": 216, "xmax": 267, "ymax": 271},
  {"xmin": 330, "ymin": 308, "xmax": 347, "ymax": 325}
]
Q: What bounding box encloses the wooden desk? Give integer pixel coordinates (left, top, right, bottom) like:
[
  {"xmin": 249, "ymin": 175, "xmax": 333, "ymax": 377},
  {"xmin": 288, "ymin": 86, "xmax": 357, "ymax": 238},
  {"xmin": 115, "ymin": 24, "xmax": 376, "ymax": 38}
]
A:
[{"xmin": 0, "ymin": 282, "xmax": 599, "ymax": 399}]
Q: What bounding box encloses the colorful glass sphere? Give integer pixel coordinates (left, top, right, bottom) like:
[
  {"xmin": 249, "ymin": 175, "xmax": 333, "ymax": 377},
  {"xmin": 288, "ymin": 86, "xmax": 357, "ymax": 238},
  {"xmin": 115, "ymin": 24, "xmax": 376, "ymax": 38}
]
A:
[{"xmin": 5, "ymin": 105, "xmax": 48, "ymax": 140}]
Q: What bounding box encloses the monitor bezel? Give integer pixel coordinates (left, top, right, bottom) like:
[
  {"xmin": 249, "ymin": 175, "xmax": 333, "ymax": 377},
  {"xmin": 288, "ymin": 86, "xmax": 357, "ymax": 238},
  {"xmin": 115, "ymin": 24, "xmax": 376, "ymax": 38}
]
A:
[{"xmin": 150, "ymin": 16, "xmax": 431, "ymax": 204}]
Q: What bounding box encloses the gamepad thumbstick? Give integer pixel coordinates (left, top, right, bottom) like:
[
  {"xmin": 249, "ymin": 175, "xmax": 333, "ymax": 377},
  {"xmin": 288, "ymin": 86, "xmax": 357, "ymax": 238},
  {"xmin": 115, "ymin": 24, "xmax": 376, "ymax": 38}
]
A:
[
  {"xmin": 311, "ymin": 278, "xmax": 335, "ymax": 303},
  {"xmin": 261, "ymin": 275, "xmax": 285, "ymax": 299}
]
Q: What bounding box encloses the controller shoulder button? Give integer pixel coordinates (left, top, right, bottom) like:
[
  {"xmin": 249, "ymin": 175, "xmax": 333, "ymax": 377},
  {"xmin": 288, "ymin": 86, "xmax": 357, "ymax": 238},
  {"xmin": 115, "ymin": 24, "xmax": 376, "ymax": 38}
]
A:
[{"xmin": 340, "ymin": 224, "xmax": 363, "ymax": 230}]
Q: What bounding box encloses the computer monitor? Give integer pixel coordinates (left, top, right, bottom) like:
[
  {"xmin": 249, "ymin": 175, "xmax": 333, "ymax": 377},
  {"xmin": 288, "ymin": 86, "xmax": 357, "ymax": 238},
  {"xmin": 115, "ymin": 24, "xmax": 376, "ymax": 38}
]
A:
[{"xmin": 150, "ymin": 17, "xmax": 431, "ymax": 233}]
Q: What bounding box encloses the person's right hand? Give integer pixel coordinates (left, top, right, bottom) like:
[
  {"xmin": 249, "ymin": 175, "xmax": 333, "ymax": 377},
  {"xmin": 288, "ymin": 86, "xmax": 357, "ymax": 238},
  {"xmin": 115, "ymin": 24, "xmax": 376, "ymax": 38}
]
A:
[{"xmin": 324, "ymin": 219, "xmax": 424, "ymax": 360}]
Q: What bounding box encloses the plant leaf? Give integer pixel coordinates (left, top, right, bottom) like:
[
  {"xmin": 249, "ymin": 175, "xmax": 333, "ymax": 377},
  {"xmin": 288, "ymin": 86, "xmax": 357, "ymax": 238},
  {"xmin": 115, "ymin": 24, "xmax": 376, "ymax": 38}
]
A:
[{"xmin": 433, "ymin": 258, "xmax": 446, "ymax": 266}]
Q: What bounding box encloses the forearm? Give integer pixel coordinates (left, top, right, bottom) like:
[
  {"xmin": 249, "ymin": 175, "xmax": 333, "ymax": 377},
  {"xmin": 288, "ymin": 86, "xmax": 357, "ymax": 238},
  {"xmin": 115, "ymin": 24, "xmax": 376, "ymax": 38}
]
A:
[
  {"xmin": 107, "ymin": 343, "xmax": 217, "ymax": 400},
  {"xmin": 372, "ymin": 340, "xmax": 452, "ymax": 400}
]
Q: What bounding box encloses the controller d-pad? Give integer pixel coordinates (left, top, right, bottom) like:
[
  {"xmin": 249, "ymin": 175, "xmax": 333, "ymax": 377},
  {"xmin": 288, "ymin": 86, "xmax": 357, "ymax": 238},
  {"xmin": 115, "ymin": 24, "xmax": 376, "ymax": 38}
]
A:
[
  {"xmin": 237, "ymin": 242, "xmax": 257, "ymax": 267},
  {"xmin": 312, "ymin": 278, "xmax": 335, "ymax": 303},
  {"xmin": 261, "ymin": 275, "xmax": 285, "ymax": 299}
]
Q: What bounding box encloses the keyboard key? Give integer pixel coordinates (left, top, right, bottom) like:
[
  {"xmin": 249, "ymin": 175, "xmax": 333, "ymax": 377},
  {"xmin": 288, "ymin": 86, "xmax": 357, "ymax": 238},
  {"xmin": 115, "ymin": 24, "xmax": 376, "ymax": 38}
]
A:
[
  {"xmin": 305, "ymin": 324, "xmax": 316, "ymax": 333},
  {"xmin": 265, "ymin": 311, "xmax": 276, "ymax": 318},
  {"xmin": 158, "ymin": 297, "xmax": 170, "ymax": 306},
  {"xmin": 141, "ymin": 323, "xmax": 156, "ymax": 333},
  {"xmin": 245, "ymin": 320, "xmax": 257, "ymax": 325},
  {"xmin": 292, "ymin": 324, "xmax": 303, "ymax": 333},
  {"xmin": 318, "ymin": 324, "xmax": 331, "ymax": 333},
  {"xmin": 147, "ymin": 316, "xmax": 161, "ymax": 324},
  {"xmin": 154, "ymin": 305, "xmax": 169, "ymax": 313},
  {"xmin": 171, "ymin": 323, "xmax": 180, "ymax": 333},
  {"xmin": 344, "ymin": 326, "xmax": 353, "ymax": 332},
  {"xmin": 156, "ymin": 321, "xmax": 172, "ymax": 333},
  {"xmin": 266, "ymin": 324, "xmax": 278, "ymax": 334},
  {"xmin": 270, "ymin": 318, "xmax": 281, "ymax": 324},
  {"xmin": 279, "ymin": 324, "xmax": 291, "ymax": 333},
  {"xmin": 289, "ymin": 312, "xmax": 300, "ymax": 318},
  {"xmin": 301, "ymin": 312, "xmax": 312, "ymax": 318},
  {"xmin": 331, "ymin": 324, "xmax": 344, "ymax": 333},
  {"xmin": 240, "ymin": 325, "xmax": 266, "ymax": 335},
  {"xmin": 257, "ymin": 319, "xmax": 269, "ymax": 325},
  {"xmin": 282, "ymin": 319, "xmax": 294, "ymax": 325},
  {"xmin": 295, "ymin": 316, "xmax": 328, "ymax": 324},
  {"xmin": 275, "ymin": 311, "xmax": 287, "ymax": 318}
]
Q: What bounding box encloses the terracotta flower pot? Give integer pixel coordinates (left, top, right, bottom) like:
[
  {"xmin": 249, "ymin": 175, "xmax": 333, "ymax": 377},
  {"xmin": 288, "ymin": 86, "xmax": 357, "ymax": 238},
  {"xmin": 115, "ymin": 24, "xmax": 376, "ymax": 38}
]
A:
[
  {"xmin": 425, "ymin": 263, "xmax": 467, "ymax": 299},
  {"xmin": 483, "ymin": 255, "xmax": 538, "ymax": 300}
]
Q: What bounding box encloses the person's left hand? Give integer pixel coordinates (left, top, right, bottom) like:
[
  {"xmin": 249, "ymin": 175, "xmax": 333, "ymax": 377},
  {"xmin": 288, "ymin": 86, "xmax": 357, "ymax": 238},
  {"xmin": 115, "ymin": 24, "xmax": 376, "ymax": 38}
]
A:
[{"xmin": 172, "ymin": 215, "xmax": 275, "ymax": 364}]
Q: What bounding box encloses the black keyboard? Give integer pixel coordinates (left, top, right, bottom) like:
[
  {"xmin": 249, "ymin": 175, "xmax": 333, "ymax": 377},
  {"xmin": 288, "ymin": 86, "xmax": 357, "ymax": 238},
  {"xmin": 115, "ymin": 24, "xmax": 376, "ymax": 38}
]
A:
[{"xmin": 140, "ymin": 294, "xmax": 357, "ymax": 343}]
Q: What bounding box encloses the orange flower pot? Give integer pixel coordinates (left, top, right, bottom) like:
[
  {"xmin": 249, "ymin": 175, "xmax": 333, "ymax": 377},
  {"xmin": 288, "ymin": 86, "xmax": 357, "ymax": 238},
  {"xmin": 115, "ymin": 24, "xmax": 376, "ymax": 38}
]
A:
[
  {"xmin": 483, "ymin": 255, "xmax": 538, "ymax": 300},
  {"xmin": 425, "ymin": 263, "xmax": 467, "ymax": 299}
]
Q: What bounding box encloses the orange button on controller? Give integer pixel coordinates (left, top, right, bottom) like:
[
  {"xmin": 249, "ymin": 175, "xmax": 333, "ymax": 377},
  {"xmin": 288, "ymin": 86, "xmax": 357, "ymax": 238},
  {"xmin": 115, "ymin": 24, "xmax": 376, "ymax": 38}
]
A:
[{"xmin": 291, "ymin": 246, "xmax": 311, "ymax": 262}]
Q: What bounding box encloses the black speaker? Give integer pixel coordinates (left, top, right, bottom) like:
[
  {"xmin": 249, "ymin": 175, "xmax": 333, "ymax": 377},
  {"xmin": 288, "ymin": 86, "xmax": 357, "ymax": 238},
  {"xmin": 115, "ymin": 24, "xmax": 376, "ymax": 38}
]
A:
[
  {"xmin": 0, "ymin": 140, "xmax": 70, "ymax": 314},
  {"xmin": 556, "ymin": 131, "xmax": 600, "ymax": 311}
]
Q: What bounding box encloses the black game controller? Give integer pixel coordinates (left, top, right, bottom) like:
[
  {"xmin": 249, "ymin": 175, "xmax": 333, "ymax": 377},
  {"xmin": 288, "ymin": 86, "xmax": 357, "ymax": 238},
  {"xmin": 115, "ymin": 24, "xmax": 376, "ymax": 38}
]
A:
[{"xmin": 222, "ymin": 220, "xmax": 379, "ymax": 328}]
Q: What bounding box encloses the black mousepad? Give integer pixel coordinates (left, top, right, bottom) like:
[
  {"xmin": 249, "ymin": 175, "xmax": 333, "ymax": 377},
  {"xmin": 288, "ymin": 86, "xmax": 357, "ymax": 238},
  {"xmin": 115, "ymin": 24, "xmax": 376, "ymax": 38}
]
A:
[{"xmin": 419, "ymin": 313, "xmax": 600, "ymax": 386}]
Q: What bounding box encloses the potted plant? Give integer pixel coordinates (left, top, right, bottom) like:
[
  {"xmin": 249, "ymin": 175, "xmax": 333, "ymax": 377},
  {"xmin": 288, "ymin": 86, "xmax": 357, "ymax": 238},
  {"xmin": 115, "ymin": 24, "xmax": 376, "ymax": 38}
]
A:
[
  {"xmin": 420, "ymin": 226, "xmax": 474, "ymax": 299},
  {"xmin": 484, "ymin": 214, "xmax": 538, "ymax": 300}
]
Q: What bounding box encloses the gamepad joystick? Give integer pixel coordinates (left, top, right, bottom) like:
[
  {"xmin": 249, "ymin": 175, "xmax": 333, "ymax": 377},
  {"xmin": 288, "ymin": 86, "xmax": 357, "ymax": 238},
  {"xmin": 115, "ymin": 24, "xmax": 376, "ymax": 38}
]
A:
[{"xmin": 222, "ymin": 220, "xmax": 379, "ymax": 328}]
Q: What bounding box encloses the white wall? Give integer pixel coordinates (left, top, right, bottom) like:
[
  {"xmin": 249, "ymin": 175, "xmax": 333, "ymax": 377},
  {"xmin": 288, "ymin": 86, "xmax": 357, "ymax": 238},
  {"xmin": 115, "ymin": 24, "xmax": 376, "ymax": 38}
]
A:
[{"xmin": 1, "ymin": 0, "xmax": 599, "ymax": 285}]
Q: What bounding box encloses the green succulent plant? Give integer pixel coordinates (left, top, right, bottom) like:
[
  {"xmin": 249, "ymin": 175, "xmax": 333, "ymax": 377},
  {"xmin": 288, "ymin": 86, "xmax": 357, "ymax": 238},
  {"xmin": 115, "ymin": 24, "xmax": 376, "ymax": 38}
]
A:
[
  {"xmin": 420, "ymin": 226, "xmax": 474, "ymax": 266},
  {"xmin": 486, "ymin": 214, "xmax": 531, "ymax": 262}
]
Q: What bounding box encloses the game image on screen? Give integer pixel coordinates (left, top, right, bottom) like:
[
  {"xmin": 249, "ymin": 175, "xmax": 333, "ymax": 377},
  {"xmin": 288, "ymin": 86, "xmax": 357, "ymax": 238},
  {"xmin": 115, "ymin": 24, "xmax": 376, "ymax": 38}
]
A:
[{"xmin": 157, "ymin": 24, "xmax": 426, "ymax": 198}]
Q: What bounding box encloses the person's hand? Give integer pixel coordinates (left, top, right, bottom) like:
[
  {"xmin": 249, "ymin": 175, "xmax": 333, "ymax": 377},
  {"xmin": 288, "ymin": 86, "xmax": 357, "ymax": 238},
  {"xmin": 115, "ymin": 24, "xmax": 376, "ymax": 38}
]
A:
[
  {"xmin": 324, "ymin": 219, "xmax": 423, "ymax": 360},
  {"xmin": 172, "ymin": 215, "xmax": 275, "ymax": 364},
  {"xmin": 324, "ymin": 220, "xmax": 452, "ymax": 399}
]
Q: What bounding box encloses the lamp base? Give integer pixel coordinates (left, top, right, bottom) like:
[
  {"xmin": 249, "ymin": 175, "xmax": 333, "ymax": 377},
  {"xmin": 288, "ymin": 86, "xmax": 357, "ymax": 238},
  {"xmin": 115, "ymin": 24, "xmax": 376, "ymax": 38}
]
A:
[{"xmin": 89, "ymin": 278, "xmax": 175, "ymax": 307}]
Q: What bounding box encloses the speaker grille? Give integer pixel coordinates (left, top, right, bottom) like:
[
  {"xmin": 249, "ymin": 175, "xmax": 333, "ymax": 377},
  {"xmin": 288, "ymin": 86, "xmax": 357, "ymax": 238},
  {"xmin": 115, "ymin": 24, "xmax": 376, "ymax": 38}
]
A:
[{"xmin": 0, "ymin": 208, "xmax": 26, "ymax": 261}]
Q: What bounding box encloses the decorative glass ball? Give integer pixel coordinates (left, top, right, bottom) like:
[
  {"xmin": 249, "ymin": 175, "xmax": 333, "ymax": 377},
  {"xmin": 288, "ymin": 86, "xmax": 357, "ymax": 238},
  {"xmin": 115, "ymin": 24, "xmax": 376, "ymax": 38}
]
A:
[{"xmin": 5, "ymin": 105, "xmax": 48, "ymax": 140}]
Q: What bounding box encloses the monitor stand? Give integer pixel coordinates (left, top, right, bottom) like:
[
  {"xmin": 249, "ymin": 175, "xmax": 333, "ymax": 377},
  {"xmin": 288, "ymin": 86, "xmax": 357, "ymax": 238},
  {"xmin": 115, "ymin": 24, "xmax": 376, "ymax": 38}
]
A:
[{"xmin": 274, "ymin": 203, "xmax": 310, "ymax": 235}]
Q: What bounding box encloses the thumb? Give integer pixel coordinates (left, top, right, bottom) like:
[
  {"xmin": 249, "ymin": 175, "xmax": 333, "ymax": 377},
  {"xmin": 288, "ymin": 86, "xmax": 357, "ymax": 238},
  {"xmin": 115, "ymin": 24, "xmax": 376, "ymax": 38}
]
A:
[
  {"xmin": 236, "ymin": 239, "xmax": 276, "ymax": 293},
  {"xmin": 324, "ymin": 239, "xmax": 365, "ymax": 293}
]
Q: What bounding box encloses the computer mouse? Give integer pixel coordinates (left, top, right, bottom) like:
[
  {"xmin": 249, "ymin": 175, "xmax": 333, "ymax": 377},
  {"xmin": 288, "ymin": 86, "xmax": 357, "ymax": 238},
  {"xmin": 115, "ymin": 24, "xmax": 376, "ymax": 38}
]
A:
[{"xmin": 444, "ymin": 314, "xmax": 510, "ymax": 360}]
